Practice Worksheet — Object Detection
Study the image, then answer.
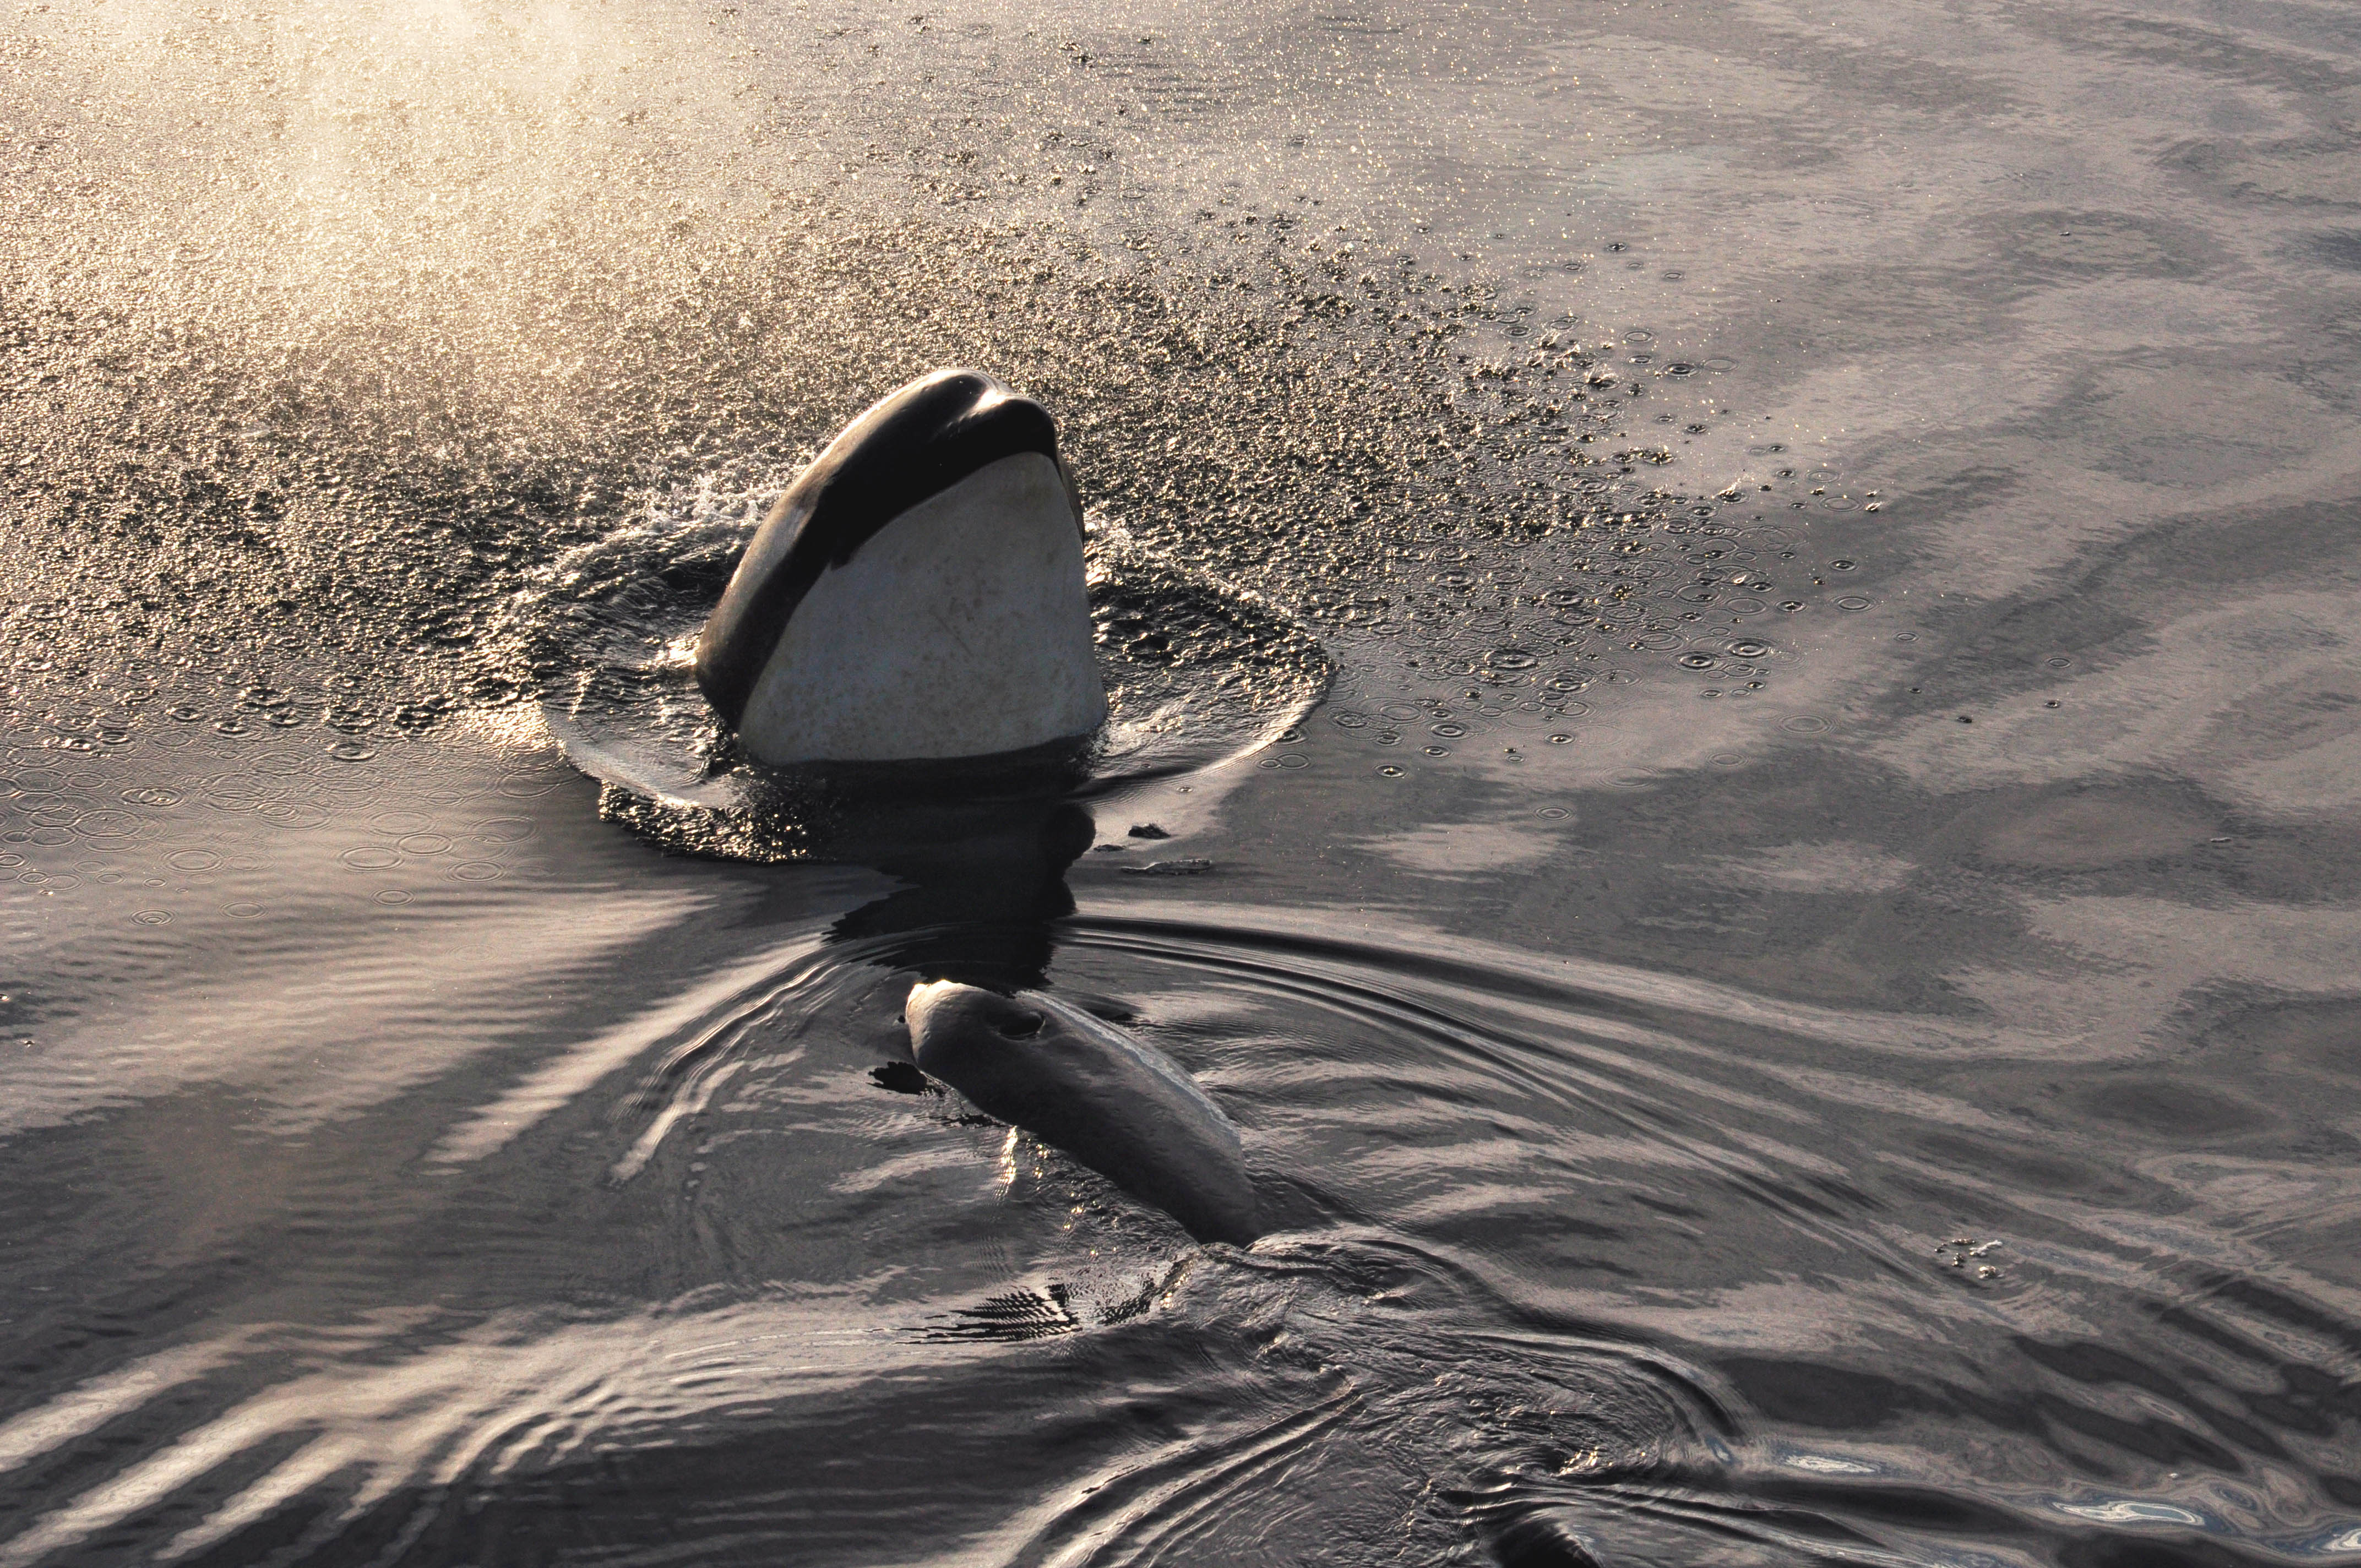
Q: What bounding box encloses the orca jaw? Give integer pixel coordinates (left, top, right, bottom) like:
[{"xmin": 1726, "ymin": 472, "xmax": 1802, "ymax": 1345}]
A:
[{"xmin": 695, "ymin": 369, "xmax": 1107, "ymax": 771}]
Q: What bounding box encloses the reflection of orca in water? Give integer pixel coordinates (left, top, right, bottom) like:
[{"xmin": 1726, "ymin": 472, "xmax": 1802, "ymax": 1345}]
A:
[
  {"xmin": 906, "ymin": 981, "xmax": 1261, "ymax": 1245},
  {"xmin": 826, "ymin": 797, "xmax": 1094, "ymax": 990},
  {"xmin": 694, "ymin": 368, "xmax": 1107, "ymax": 769}
]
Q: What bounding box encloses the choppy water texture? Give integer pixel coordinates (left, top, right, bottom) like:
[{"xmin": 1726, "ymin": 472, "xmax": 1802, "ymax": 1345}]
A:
[{"xmin": 5, "ymin": 0, "xmax": 2361, "ymax": 1562}]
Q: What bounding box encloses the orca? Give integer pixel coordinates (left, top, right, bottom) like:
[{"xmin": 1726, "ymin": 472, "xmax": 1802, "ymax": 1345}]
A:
[
  {"xmin": 694, "ymin": 369, "xmax": 1108, "ymax": 769},
  {"xmin": 905, "ymin": 981, "xmax": 1261, "ymax": 1245}
]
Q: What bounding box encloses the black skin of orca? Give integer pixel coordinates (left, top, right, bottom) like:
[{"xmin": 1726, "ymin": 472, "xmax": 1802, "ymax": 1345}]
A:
[
  {"xmin": 909, "ymin": 986, "xmax": 1262, "ymax": 1246},
  {"xmin": 693, "ymin": 368, "xmax": 1079, "ymax": 732}
]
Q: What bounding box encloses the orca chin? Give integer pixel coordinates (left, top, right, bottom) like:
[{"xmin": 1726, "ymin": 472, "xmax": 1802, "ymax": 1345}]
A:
[{"xmin": 694, "ymin": 368, "xmax": 1108, "ymax": 771}]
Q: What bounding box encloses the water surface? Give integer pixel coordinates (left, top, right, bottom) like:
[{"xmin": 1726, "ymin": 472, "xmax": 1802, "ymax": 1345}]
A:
[{"xmin": 4, "ymin": 0, "xmax": 2360, "ymax": 1562}]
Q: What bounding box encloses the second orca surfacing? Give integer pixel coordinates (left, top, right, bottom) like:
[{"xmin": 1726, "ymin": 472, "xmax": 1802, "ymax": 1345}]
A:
[{"xmin": 905, "ymin": 982, "xmax": 1261, "ymax": 1246}]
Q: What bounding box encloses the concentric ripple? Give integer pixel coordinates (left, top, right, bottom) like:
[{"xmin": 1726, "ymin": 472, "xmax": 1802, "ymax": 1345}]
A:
[
  {"xmin": 524, "ymin": 489, "xmax": 1330, "ymax": 860},
  {"xmin": 5, "ymin": 899, "xmax": 2355, "ymax": 1566}
]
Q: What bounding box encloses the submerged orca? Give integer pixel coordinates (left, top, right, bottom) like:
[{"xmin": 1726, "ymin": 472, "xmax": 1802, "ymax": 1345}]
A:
[
  {"xmin": 905, "ymin": 981, "xmax": 1261, "ymax": 1245},
  {"xmin": 694, "ymin": 369, "xmax": 1107, "ymax": 769}
]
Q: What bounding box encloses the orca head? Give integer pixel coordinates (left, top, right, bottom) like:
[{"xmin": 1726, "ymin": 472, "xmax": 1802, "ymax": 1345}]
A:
[
  {"xmin": 905, "ymin": 979, "xmax": 1048, "ymax": 1080},
  {"xmin": 695, "ymin": 369, "xmax": 1108, "ymax": 770}
]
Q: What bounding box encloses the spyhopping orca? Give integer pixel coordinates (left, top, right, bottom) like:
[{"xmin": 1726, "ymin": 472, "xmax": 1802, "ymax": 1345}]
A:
[
  {"xmin": 694, "ymin": 369, "xmax": 1107, "ymax": 769},
  {"xmin": 905, "ymin": 981, "xmax": 1261, "ymax": 1245}
]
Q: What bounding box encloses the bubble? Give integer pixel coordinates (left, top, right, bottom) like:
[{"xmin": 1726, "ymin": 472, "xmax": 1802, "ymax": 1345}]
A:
[
  {"xmin": 1836, "ymin": 596, "xmax": 1872, "ymax": 611},
  {"xmin": 341, "ymin": 846, "xmax": 401, "ymax": 870},
  {"xmin": 450, "ymin": 861, "xmax": 501, "ymax": 881},
  {"xmin": 1548, "ymin": 734, "xmax": 1573, "ymax": 745},
  {"xmin": 168, "ymin": 850, "xmax": 220, "ymax": 872},
  {"xmin": 1830, "ymin": 559, "xmax": 1857, "ymax": 571},
  {"xmin": 226, "ymin": 902, "xmax": 262, "ymax": 918}
]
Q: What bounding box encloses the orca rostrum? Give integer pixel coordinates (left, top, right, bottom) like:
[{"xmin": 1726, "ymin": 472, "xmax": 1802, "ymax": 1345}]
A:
[
  {"xmin": 906, "ymin": 981, "xmax": 1263, "ymax": 1245},
  {"xmin": 694, "ymin": 369, "xmax": 1108, "ymax": 769}
]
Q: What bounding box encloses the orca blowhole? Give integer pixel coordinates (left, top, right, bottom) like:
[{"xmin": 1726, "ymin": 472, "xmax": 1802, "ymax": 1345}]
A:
[{"xmin": 695, "ymin": 369, "xmax": 1108, "ymax": 771}]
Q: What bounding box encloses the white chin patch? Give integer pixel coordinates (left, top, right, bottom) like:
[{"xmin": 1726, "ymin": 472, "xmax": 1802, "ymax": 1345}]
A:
[{"xmin": 735, "ymin": 452, "xmax": 1106, "ymax": 765}]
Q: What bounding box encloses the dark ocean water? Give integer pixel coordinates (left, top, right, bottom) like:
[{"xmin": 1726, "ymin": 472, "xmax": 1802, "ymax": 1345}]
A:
[{"xmin": 4, "ymin": 0, "xmax": 2360, "ymax": 1563}]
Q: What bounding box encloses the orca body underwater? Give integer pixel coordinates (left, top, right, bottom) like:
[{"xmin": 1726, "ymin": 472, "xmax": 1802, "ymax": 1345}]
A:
[
  {"xmin": 905, "ymin": 981, "xmax": 1261, "ymax": 1245},
  {"xmin": 694, "ymin": 369, "xmax": 1107, "ymax": 770}
]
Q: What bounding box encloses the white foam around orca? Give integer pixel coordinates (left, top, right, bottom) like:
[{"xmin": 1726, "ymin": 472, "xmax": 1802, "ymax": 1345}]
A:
[
  {"xmin": 905, "ymin": 981, "xmax": 1261, "ymax": 1245},
  {"xmin": 695, "ymin": 369, "xmax": 1107, "ymax": 768}
]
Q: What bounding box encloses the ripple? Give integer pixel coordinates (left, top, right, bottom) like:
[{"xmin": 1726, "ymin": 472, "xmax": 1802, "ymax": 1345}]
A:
[{"xmin": 535, "ymin": 513, "xmax": 1329, "ymax": 861}]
